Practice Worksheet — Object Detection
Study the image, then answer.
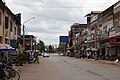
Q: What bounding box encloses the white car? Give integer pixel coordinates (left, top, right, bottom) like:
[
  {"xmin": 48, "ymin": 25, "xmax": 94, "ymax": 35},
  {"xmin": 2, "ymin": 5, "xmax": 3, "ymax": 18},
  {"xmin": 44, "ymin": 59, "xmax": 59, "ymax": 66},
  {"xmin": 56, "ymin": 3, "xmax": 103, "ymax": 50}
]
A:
[{"xmin": 43, "ymin": 53, "xmax": 49, "ymax": 57}]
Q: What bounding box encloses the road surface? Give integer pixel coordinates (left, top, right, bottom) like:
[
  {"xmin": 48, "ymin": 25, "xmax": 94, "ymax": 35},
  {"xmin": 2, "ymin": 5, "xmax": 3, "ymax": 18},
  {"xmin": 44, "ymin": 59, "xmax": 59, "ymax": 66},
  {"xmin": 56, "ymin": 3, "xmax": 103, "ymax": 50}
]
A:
[{"xmin": 20, "ymin": 54, "xmax": 120, "ymax": 80}]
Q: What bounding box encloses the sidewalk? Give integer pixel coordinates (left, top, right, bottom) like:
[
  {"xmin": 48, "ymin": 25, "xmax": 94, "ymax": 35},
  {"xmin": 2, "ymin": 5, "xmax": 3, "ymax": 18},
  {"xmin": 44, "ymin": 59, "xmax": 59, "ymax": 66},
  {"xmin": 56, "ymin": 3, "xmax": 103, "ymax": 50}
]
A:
[
  {"xmin": 63, "ymin": 55, "xmax": 120, "ymax": 66},
  {"xmin": 83, "ymin": 58, "xmax": 120, "ymax": 66},
  {"xmin": 97, "ymin": 60, "xmax": 120, "ymax": 66}
]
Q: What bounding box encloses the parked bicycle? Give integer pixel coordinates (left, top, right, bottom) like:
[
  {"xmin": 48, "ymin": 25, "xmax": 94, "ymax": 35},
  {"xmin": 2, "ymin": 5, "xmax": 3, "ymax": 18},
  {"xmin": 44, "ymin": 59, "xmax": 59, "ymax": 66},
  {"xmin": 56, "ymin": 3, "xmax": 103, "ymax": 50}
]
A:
[{"xmin": 0, "ymin": 61, "xmax": 20, "ymax": 80}]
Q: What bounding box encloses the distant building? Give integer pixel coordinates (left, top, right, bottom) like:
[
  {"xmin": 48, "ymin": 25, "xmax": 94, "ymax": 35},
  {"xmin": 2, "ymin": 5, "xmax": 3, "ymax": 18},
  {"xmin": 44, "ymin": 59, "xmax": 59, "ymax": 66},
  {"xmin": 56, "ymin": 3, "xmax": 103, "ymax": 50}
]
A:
[{"xmin": 21, "ymin": 35, "xmax": 35, "ymax": 51}]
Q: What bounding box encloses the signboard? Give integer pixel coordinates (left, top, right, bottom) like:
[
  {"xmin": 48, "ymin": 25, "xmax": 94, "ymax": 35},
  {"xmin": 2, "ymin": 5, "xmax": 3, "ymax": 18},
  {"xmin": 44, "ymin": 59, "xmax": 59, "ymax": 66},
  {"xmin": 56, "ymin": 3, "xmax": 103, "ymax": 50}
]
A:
[{"xmin": 59, "ymin": 36, "xmax": 68, "ymax": 44}]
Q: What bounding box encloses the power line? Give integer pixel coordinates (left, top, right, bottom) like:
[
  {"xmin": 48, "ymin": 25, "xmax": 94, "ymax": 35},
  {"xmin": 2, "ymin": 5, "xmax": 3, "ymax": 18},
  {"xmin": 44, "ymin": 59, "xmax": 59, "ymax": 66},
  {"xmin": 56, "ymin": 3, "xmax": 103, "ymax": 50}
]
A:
[
  {"xmin": 6, "ymin": 2, "xmax": 114, "ymax": 9},
  {"xmin": 30, "ymin": 13, "xmax": 77, "ymax": 22}
]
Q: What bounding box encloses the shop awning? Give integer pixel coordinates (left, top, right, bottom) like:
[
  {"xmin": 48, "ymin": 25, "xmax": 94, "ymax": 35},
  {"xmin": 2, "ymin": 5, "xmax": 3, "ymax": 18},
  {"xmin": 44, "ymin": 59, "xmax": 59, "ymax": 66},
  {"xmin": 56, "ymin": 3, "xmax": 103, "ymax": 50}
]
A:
[{"xmin": 0, "ymin": 44, "xmax": 15, "ymax": 51}]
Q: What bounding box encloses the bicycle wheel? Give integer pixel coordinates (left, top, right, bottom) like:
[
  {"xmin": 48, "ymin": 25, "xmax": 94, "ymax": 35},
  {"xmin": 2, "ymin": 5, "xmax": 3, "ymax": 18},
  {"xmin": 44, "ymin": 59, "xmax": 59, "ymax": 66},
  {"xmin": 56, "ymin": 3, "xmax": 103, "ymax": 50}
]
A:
[{"xmin": 9, "ymin": 69, "xmax": 20, "ymax": 80}]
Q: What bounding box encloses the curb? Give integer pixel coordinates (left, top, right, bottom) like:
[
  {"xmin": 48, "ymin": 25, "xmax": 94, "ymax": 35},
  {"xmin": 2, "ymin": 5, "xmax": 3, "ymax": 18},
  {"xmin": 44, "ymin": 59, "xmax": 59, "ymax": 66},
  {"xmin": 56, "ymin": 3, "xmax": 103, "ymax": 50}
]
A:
[
  {"xmin": 83, "ymin": 59, "xmax": 120, "ymax": 66},
  {"xmin": 97, "ymin": 60, "xmax": 120, "ymax": 66}
]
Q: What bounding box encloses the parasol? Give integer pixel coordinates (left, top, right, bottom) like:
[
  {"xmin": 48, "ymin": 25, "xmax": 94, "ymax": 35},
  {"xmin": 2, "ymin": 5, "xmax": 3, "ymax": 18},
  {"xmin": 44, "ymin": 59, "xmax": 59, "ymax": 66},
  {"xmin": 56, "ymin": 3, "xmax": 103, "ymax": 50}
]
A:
[{"xmin": 0, "ymin": 44, "xmax": 15, "ymax": 51}]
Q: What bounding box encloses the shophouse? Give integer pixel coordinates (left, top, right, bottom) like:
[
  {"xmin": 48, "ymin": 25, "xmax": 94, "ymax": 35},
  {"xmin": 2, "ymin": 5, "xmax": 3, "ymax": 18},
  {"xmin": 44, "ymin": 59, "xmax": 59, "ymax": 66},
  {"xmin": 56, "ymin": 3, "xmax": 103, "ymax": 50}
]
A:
[
  {"xmin": 0, "ymin": 0, "xmax": 21, "ymax": 58},
  {"xmin": 68, "ymin": 23, "xmax": 86, "ymax": 57},
  {"xmin": 85, "ymin": 1, "xmax": 120, "ymax": 60}
]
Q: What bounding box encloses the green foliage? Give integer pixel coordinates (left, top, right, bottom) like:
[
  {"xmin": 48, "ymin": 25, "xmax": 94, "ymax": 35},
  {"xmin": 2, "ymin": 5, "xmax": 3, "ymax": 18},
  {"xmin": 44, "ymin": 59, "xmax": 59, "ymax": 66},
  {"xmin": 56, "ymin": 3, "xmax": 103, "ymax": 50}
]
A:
[
  {"xmin": 58, "ymin": 44, "xmax": 66, "ymax": 53},
  {"xmin": 37, "ymin": 40, "xmax": 45, "ymax": 52}
]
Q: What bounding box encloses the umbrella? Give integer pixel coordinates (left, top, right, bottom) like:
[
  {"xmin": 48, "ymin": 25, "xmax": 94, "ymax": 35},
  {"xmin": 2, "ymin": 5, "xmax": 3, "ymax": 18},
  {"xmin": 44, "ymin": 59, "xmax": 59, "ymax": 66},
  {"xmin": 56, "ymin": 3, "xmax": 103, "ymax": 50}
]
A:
[{"xmin": 0, "ymin": 44, "xmax": 15, "ymax": 51}]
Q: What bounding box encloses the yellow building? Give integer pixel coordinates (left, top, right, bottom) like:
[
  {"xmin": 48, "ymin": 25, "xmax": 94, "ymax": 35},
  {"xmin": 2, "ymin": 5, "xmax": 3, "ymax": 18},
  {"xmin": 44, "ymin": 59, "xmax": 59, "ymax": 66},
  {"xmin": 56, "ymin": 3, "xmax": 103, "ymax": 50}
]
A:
[{"xmin": 0, "ymin": 1, "xmax": 21, "ymax": 49}]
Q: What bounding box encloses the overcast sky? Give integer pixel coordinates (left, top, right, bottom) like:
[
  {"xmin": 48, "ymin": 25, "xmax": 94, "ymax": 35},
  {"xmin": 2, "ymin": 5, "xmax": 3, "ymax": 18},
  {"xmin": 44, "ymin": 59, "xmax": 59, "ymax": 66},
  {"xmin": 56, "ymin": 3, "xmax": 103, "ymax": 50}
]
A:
[{"xmin": 5, "ymin": 0, "xmax": 119, "ymax": 46}]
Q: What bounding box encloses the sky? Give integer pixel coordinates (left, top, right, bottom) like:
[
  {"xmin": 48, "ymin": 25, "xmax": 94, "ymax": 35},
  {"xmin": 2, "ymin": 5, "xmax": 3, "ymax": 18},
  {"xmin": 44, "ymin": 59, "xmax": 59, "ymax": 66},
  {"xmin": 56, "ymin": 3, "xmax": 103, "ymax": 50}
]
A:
[{"xmin": 5, "ymin": 0, "xmax": 119, "ymax": 46}]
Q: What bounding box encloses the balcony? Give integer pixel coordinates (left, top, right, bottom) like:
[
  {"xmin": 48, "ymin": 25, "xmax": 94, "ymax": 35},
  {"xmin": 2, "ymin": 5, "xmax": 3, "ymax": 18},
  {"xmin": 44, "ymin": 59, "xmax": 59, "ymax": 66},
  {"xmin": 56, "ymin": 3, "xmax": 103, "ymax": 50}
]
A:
[
  {"xmin": 99, "ymin": 33, "xmax": 109, "ymax": 40},
  {"xmin": 5, "ymin": 29, "xmax": 9, "ymax": 38}
]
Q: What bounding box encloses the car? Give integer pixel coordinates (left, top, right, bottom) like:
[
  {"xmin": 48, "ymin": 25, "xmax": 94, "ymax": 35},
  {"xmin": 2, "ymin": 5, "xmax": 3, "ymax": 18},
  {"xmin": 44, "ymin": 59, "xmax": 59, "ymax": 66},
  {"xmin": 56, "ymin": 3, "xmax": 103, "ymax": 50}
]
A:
[{"xmin": 43, "ymin": 53, "xmax": 49, "ymax": 57}]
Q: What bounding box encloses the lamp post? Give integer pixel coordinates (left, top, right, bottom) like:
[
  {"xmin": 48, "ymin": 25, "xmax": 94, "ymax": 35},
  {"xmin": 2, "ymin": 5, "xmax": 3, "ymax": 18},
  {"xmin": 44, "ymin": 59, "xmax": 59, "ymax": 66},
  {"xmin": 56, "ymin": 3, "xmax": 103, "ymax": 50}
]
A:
[
  {"xmin": 34, "ymin": 36, "xmax": 38, "ymax": 52},
  {"xmin": 22, "ymin": 17, "xmax": 35, "ymax": 50}
]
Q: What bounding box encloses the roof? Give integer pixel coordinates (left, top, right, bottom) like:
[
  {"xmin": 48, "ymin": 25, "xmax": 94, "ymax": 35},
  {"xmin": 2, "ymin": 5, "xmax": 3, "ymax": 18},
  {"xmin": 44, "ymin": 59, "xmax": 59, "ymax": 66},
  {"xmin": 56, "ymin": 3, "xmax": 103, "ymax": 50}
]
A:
[
  {"xmin": 71, "ymin": 23, "xmax": 87, "ymax": 28},
  {"xmin": 85, "ymin": 11, "xmax": 102, "ymax": 17},
  {"xmin": 0, "ymin": 0, "xmax": 21, "ymax": 25},
  {"xmin": 21, "ymin": 35, "xmax": 35, "ymax": 38}
]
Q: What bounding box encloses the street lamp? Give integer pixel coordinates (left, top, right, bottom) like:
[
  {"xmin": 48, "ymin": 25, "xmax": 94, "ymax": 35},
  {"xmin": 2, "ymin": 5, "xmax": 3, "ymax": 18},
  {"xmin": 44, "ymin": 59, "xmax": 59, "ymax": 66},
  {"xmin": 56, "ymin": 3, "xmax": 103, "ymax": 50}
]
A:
[
  {"xmin": 23, "ymin": 17, "xmax": 35, "ymax": 50},
  {"xmin": 34, "ymin": 36, "xmax": 38, "ymax": 52}
]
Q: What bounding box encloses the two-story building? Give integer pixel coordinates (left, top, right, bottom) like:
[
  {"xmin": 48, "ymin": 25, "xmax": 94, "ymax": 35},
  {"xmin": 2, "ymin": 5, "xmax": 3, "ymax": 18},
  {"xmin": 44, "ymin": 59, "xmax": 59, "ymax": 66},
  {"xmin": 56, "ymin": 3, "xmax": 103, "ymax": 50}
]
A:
[
  {"xmin": 0, "ymin": 1, "xmax": 21, "ymax": 57},
  {"xmin": 21, "ymin": 35, "xmax": 35, "ymax": 51},
  {"xmin": 85, "ymin": 1, "xmax": 120, "ymax": 60}
]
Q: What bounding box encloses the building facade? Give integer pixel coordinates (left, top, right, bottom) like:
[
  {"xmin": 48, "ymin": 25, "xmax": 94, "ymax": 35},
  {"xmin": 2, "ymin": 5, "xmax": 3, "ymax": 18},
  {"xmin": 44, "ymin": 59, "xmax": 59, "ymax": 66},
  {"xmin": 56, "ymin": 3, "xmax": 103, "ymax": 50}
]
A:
[
  {"xmin": 85, "ymin": 1, "xmax": 120, "ymax": 60},
  {"xmin": 21, "ymin": 35, "xmax": 35, "ymax": 51},
  {"xmin": 67, "ymin": 1, "xmax": 120, "ymax": 60},
  {"xmin": 0, "ymin": 1, "xmax": 21, "ymax": 49},
  {"xmin": 68, "ymin": 23, "xmax": 87, "ymax": 57}
]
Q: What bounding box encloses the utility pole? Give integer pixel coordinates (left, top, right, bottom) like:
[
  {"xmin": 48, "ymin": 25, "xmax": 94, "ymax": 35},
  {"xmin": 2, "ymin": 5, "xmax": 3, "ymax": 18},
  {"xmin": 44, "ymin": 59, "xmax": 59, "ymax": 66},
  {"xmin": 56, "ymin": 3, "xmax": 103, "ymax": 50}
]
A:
[
  {"xmin": 23, "ymin": 25, "xmax": 25, "ymax": 50},
  {"xmin": 95, "ymin": 25, "xmax": 98, "ymax": 60}
]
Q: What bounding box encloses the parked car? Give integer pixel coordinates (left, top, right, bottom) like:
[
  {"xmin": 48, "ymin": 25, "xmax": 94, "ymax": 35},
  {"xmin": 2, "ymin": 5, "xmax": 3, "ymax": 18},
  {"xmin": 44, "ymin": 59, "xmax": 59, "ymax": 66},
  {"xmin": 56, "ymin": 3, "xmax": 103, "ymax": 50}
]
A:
[{"xmin": 43, "ymin": 53, "xmax": 49, "ymax": 57}]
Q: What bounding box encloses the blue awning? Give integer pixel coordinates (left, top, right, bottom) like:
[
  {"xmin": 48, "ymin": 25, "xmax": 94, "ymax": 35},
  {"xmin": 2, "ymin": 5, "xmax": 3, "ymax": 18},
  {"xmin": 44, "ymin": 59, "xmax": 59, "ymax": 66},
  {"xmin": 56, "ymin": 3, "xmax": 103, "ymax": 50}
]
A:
[{"xmin": 0, "ymin": 44, "xmax": 15, "ymax": 51}]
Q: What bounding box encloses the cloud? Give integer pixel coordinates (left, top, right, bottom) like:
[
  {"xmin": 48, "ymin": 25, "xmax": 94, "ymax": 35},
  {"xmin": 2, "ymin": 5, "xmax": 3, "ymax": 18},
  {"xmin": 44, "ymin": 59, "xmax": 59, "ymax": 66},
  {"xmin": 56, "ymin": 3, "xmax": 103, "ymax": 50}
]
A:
[{"xmin": 5, "ymin": 0, "xmax": 119, "ymax": 45}]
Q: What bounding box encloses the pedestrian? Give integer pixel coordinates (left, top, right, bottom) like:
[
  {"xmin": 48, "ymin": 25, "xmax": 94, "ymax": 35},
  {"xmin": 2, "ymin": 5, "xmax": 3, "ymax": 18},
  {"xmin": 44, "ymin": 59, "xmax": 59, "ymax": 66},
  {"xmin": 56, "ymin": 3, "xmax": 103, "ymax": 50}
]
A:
[
  {"xmin": 116, "ymin": 49, "xmax": 120, "ymax": 63},
  {"xmin": 33, "ymin": 52, "xmax": 39, "ymax": 63},
  {"xmin": 26, "ymin": 52, "xmax": 31, "ymax": 64}
]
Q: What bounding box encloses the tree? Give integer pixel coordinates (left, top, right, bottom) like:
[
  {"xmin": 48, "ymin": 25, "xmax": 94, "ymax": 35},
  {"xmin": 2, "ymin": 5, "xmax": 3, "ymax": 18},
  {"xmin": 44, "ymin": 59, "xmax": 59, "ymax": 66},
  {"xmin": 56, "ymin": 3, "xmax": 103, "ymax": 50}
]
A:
[
  {"xmin": 58, "ymin": 44, "xmax": 67, "ymax": 53},
  {"xmin": 37, "ymin": 40, "xmax": 45, "ymax": 52}
]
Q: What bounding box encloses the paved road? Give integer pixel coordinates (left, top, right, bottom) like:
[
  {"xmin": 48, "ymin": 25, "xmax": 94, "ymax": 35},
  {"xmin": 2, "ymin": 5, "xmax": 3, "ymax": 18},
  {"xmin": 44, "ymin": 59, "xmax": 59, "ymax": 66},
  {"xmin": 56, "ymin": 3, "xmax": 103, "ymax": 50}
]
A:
[{"xmin": 20, "ymin": 54, "xmax": 120, "ymax": 80}]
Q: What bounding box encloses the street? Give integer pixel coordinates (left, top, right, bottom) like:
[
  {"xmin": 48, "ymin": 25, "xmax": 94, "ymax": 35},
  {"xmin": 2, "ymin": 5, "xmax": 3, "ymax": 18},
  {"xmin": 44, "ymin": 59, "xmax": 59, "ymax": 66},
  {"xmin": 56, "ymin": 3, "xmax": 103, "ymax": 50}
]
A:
[{"xmin": 20, "ymin": 54, "xmax": 120, "ymax": 80}]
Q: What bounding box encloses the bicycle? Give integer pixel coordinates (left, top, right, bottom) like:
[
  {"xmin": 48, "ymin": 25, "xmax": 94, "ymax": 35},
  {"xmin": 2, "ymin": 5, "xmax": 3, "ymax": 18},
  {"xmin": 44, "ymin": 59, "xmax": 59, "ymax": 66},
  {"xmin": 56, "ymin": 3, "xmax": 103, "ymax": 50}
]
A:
[{"xmin": 0, "ymin": 61, "xmax": 20, "ymax": 80}]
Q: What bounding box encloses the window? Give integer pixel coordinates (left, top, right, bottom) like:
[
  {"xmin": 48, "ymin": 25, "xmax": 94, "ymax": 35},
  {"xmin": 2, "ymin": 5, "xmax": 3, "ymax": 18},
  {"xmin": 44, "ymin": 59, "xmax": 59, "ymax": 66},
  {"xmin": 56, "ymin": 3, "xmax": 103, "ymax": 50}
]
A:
[
  {"xmin": 99, "ymin": 24, "xmax": 102, "ymax": 27},
  {"xmin": 5, "ymin": 16, "xmax": 8, "ymax": 29},
  {"xmin": 5, "ymin": 38, "xmax": 8, "ymax": 44},
  {"xmin": 91, "ymin": 27, "xmax": 95, "ymax": 30},
  {"xmin": 103, "ymin": 26, "xmax": 107, "ymax": 30},
  {"xmin": 14, "ymin": 27, "xmax": 16, "ymax": 35},
  {"xmin": 10, "ymin": 21, "xmax": 12, "ymax": 32}
]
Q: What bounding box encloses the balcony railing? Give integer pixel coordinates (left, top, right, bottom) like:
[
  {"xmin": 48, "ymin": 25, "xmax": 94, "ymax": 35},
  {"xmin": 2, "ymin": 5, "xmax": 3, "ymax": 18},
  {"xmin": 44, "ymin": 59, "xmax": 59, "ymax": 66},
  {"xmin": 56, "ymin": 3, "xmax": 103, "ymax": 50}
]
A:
[
  {"xmin": 99, "ymin": 33, "xmax": 109, "ymax": 39},
  {"xmin": 5, "ymin": 29, "xmax": 9, "ymax": 38}
]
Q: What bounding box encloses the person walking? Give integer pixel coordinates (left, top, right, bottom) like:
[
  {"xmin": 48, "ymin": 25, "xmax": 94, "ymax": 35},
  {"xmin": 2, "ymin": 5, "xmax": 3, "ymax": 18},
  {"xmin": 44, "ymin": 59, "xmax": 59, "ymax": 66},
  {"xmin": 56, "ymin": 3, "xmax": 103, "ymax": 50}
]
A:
[{"xmin": 33, "ymin": 52, "xmax": 39, "ymax": 63}]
